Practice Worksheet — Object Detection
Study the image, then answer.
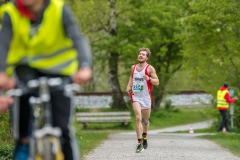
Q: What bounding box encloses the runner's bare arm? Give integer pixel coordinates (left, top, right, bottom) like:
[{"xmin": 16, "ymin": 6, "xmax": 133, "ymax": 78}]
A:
[
  {"xmin": 126, "ymin": 65, "xmax": 134, "ymax": 94},
  {"xmin": 147, "ymin": 65, "xmax": 159, "ymax": 86}
]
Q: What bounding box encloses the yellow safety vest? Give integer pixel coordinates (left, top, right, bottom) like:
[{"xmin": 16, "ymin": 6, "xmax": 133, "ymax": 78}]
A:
[
  {"xmin": 217, "ymin": 90, "xmax": 229, "ymax": 109},
  {"xmin": 0, "ymin": 5, "xmax": 5, "ymax": 28},
  {"xmin": 0, "ymin": 8, "xmax": 2, "ymax": 29},
  {"xmin": 3, "ymin": 0, "xmax": 78, "ymax": 76}
]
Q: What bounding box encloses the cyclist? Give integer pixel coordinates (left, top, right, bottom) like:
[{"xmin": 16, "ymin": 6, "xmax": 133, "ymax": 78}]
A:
[{"xmin": 0, "ymin": 0, "xmax": 92, "ymax": 159}]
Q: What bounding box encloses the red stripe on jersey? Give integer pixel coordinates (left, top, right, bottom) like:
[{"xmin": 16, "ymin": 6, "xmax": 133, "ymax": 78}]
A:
[
  {"xmin": 145, "ymin": 64, "xmax": 152, "ymax": 92},
  {"xmin": 131, "ymin": 64, "xmax": 137, "ymax": 78},
  {"xmin": 145, "ymin": 64, "xmax": 153, "ymax": 106}
]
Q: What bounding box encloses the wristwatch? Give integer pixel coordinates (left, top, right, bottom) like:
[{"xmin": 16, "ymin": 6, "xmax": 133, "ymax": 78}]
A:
[{"xmin": 149, "ymin": 77, "xmax": 152, "ymax": 82}]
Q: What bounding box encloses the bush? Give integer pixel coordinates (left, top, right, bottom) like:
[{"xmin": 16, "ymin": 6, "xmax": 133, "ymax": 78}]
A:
[
  {"xmin": 0, "ymin": 111, "xmax": 14, "ymax": 159},
  {"xmin": 162, "ymin": 99, "xmax": 179, "ymax": 113},
  {"xmin": 0, "ymin": 111, "xmax": 13, "ymax": 143},
  {"xmin": 0, "ymin": 144, "xmax": 14, "ymax": 160},
  {"xmin": 231, "ymin": 100, "xmax": 240, "ymax": 129}
]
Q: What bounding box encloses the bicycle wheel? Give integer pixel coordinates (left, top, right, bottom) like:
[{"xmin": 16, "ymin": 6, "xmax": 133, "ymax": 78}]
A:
[
  {"xmin": 43, "ymin": 137, "xmax": 54, "ymax": 160},
  {"xmin": 29, "ymin": 138, "xmax": 37, "ymax": 160}
]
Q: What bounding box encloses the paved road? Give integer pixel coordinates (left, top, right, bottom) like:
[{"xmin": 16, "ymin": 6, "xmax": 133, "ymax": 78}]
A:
[{"xmin": 84, "ymin": 121, "xmax": 240, "ymax": 160}]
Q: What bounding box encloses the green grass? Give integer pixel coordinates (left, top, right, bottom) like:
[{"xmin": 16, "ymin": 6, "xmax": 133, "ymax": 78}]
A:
[
  {"xmin": 76, "ymin": 130, "xmax": 111, "ymax": 159},
  {"xmin": 165, "ymin": 127, "xmax": 240, "ymax": 158},
  {"xmin": 0, "ymin": 144, "xmax": 14, "ymax": 160},
  {"xmin": 200, "ymin": 133, "xmax": 240, "ymax": 157},
  {"xmin": 149, "ymin": 107, "xmax": 213, "ymax": 129},
  {"xmin": 174, "ymin": 126, "xmax": 240, "ymax": 158}
]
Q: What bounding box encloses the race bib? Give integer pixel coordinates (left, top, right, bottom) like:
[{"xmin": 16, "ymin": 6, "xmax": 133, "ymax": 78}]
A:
[{"xmin": 132, "ymin": 83, "xmax": 144, "ymax": 92}]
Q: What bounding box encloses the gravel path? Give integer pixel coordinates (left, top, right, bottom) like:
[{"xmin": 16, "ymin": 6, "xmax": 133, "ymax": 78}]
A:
[{"xmin": 84, "ymin": 121, "xmax": 240, "ymax": 160}]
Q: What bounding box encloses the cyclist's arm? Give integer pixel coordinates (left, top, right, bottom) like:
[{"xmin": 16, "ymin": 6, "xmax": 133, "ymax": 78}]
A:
[
  {"xmin": 0, "ymin": 12, "xmax": 12, "ymax": 73},
  {"xmin": 62, "ymin": 4, "xmax": 92, "ymax": 69}
]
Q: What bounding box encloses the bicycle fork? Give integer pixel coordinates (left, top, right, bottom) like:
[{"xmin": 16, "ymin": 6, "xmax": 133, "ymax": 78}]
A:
[{"xmin": 28, "ymin": 77, "xmax": 64, "ymax": 160}]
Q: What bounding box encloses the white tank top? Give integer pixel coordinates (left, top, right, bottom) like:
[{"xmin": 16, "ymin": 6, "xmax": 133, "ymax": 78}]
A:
[{"xmin": 131, "ymin": 64, "xmax": 152, "ymax": 108}]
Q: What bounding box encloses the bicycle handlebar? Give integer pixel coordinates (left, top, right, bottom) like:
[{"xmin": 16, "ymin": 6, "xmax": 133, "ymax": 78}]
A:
[
  {"xmin": 5, "ymin": 77, "xmax": 81, "ymax": 98},
  {"xmin": 6, "ymin": 89, "xmax": 23, "ymax": 97},
  {"xmin": 28, "ymin": 77, "xmax": 71, "ymax": 89}
]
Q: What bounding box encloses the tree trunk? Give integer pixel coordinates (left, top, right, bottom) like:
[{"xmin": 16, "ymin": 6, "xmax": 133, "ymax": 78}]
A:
[
  {"xmin": 108, "ymin": 0, "xmax": 127, "ymax": 110},
  {"xmin": 151, "ymin": 43, "xmax": 182, "ymax": 111},
  {"xmin": 108, "ymin": 52, "xmax": 126, "ymax": 110},
  {"xmin": 152, "ymin": 84, "xmax": 165, "ymax": 111},
  {"xmin": 154, "ymin": 93, "xmax": 164, "ymax": 111}
]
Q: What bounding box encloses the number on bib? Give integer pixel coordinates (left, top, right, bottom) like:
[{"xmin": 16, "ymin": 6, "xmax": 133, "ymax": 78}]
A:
[{"xmin": 132, "ymin": 83, "xmax": 144, "ymax": 92}]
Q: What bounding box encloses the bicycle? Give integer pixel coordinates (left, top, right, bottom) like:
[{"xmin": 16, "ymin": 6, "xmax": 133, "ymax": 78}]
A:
[{"xmin": 7, "ymin": 76, "xmax": 80, "ymax": 160}]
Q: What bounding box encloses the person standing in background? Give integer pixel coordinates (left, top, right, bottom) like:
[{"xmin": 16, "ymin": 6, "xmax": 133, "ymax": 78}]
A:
[{"xmin": 217, "ymin": 82, "xmax": 238, "ymax": 133}]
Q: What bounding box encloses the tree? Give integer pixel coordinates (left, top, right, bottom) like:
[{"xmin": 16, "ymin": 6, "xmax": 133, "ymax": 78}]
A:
[
  {"xmin": 181, "ymin": 0, "xmax": 240, "ymax": 94},
  {"xmin": 68, "ymin": 0, "xmax": 130, "ymax": 110},
  {"xmin": 181, "ymin": 0, "xmax": 240, "ymax": 128},
  {"xmin": 120, "ymin": 0, "xmax": 184, "ymax": 110},
  {"xmin": 68, "ymin": 0, "xmax": 186, "ymax": 110}
]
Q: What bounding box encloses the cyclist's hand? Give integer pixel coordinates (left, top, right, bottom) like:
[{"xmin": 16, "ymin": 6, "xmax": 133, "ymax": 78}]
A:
[
  {"xmin": 72, "ymin": 67, "xmax": 92, "ymax": 85},
  {"xmin": 0, "ymin": 72, "xmax": 15, "ymax": 90},
  {"xmin": 0, "ymin": 96, "xmax": 13, "ymax": 114}
]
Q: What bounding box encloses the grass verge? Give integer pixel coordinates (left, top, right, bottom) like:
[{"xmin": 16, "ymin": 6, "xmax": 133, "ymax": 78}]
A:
[
  {"xmin": 76, "ymin": 130, "xmax": 111, "ymax": 159},
  {"xmin": 162, "ymin": 126, "xmax": 240, "ymax": 158},
  {"xmin": 149, "ymin": 107, "xmax": 213, "ymax": 129},
  {"xmin": 200, "ymin": 133, "xmax": 240, "ymax": 158}
]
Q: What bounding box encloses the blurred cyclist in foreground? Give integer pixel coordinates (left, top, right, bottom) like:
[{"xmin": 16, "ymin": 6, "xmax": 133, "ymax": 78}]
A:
[{"xmin": 0, "ymin": 0, "xmax": 92, "ymax": 159}]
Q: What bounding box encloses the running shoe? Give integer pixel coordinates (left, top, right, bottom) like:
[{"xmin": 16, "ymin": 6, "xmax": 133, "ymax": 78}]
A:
[
  {"xmin": 136, "ymin": 143, "xmax": 144, "ymax": 153},
  {"xmin": 143, "ymin": 138, "xmax": 148, "ymax": 149}
]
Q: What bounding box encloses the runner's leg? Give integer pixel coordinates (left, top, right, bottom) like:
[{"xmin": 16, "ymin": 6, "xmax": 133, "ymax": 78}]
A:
[
  {"xmin": 132, "ymin": 101, "xmax": 145, "ymax": 152},
  {"xmin": 141, "ymin": 108, "xmax": 150, "ymax": 149},
  {"xmin": 132, "ymin": 102, "xmax": 143, "ymax": 140},
  {"xmin": 142, "ymin": 108, "xmax": 151, "ymax": 133}
]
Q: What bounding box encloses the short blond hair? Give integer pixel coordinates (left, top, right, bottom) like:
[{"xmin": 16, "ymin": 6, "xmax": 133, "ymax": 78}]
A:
[{"xmin": 138, "ymin": 47, "xmax": 151, "ymax": 58}]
